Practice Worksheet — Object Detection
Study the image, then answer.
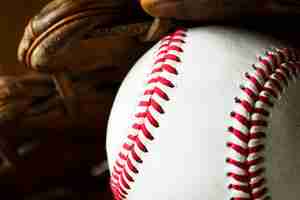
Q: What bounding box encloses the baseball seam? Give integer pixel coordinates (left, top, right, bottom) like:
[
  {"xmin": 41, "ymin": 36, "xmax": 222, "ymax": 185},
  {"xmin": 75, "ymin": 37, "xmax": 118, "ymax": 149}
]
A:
[
  {"xmin": 110, "ymin": 29, "xmax": 300, "ymax": 200},
  {"xmin": 227, "ymin": 48, "xmax": 300, "ymax": 200},
  {"xmin": 110, "ymin": 28, "xmax": 187, "ymax": 200}
]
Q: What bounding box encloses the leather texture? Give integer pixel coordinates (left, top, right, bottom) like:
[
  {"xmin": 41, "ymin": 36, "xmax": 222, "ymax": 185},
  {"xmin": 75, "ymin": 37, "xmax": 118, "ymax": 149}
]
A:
[
  {"xmin": 18, "ymin": 0, "xmax": 151, "ymax": 72},
  {"xmin": 140, "ymin": 0, "xmax": 300, "ymax": 20}
]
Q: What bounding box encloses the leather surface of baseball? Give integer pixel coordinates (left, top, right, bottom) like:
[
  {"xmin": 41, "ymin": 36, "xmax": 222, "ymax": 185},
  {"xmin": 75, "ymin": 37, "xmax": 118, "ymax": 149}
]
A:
[{"xmin": 106, "ymin": 26, "xmax": 300, "ymax": 200}]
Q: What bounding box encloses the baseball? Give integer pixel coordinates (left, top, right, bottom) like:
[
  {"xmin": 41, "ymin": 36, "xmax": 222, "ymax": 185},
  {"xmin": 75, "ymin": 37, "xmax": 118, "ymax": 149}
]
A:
[{"xmin": 106, "ymin": 26, "xmax": 300, "ymax": 200}]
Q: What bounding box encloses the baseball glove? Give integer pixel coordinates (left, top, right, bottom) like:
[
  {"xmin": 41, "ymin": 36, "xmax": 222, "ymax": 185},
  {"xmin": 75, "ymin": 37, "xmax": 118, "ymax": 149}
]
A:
[
  {"xmin": 0, "ymin": 64, "xmax": 119, "ymax": 196},
  {"xmin": 17, "ymin": 0, "xmax": 175, "ymax": 73},
  {"xmin": 140, "ymin": 0, "xmax": 300, "ymax": 21}
]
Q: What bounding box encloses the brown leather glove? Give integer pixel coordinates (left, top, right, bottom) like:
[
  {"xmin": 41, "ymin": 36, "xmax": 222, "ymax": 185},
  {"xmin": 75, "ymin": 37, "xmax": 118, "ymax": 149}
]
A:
[
  {"xmin": 0, "ymin": 66, "xmax": 129, "ymax": 125},
  {"xmin": 140, "ymin": 0, "xmax": 300, "ymax": 21},
  {"xmin": 17, "ymin": 0, "xmax": 172, "ymax": 73},
  {"xmin": 0, "ymin": 64, "xmax": 125, "ymax": 180}
]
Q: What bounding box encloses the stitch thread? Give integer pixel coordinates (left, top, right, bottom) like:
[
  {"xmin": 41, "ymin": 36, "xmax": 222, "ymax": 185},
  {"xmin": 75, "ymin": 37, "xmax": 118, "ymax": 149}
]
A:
[
  {"xmin": 110, "ymin": 29, "xmax": 187, "ymax": 200},
  {"xmin": 227, "ymin": 48, "xmax": 300, "ymax": 200}
]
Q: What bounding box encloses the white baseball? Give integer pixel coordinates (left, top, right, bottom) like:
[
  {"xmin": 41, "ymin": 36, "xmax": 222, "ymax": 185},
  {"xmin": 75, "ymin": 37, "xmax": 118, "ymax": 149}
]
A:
[{"xmin": 106, "ymin": 26, "xmax": 300, "ymax": 200}]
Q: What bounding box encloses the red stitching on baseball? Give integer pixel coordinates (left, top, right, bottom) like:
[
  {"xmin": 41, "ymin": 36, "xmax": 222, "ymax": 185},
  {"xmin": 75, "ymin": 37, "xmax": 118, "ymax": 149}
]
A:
[
  {"xmin": 151, "ymin": 63, "xmax": 179, "ymax": 75},
  {"xmin": 110, "ymin": 29, "xmax": 187, "ymax": 200},
  {"xmin": 138, "ymin": 99, "xmax": 165, "ymax": 114},
  {"xmin": 227, "ymin": 48, "xmax": 300, "ymax": 200},
  {"xmin": 144, "ymin": 87, "xmax": 169, "ymax": 101},
  {"xmin": 132, "ymin": 123, "xmax": 154, "ymax": 140}
]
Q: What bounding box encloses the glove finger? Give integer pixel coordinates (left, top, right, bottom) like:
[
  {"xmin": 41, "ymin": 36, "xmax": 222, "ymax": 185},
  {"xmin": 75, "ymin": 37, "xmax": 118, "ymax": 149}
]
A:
[
  {"xmin": 31, "ymin": 0, "xmax": 124, "ymax": 36},
  {"xmin": 140, "ymin": 0, "xmax": 184, "ymax": 18},
  {"xmin": 140, "ymin": 0, "xmax": 300, "ymax": 21},
  {"xmin": 0, "ymin": 99, "xmax": 32, "ymax": 122},
  {"xmin": 0, "ymin": 73, "xmax": 52, "ymax": 100},
  {"xmin": 18, "ymin": 0, "xmax": 127, "ymax": 72}
]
